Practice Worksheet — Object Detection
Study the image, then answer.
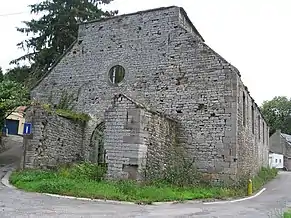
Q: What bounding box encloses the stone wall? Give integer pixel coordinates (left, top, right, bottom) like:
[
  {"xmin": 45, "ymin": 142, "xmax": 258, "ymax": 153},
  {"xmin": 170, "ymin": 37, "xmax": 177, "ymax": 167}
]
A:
[
  {"xmin": 104, "ymin": 95, "xmax": 147, "ymax": 180},
  {"xmin": 30, "ymin": 6, "xmax": 268, "ymax": 181},
  {"xmin": 23, "ymin": 106, "xmax": 85, "ymax": 168},
  {"xmin": 144, "ymin": 108, "xmax": 181, "ymax": 181},
  {"xmin": 236, "ymin": 78, "xmax": 269, "ymax": 177},
  {"xmin": 104, "ymin": 94, "xmax": 180, "ymax": 180}
]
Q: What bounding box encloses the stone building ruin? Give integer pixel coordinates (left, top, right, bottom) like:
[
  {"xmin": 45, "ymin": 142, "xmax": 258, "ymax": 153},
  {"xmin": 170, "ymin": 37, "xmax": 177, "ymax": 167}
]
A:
[{"xmin": 24, "ymin": 6, "xmax": 269, "ymax": 182}]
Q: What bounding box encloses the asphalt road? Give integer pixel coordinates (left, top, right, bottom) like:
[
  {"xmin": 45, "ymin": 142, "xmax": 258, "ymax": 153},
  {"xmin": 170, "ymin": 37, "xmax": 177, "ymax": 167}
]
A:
[{"xmin": 0, "ymin": 136, "xmax": 290, "ymax": 218}]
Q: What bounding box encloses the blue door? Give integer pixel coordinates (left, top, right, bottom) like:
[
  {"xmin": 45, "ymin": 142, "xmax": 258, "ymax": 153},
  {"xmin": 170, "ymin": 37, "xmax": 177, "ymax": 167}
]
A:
[{"xmin": 5, "ymin": 119, "xmax": 19, "ymax": 135}]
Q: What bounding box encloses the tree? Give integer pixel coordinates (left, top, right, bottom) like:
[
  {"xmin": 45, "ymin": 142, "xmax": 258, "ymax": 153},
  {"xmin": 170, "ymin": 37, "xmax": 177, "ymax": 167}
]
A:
[
  {"xmin": 4, "ymin": 66, "xmax": 31, "ymax": 86},
  {"xmin": 0, "ymin": 80, "xmax": 29, "ymax": 131},
  {"xmin": 260, "ymin": 96, "xmax": 291, "ymax": 135},
  {"xmin": 0, "ymin": 67, "xmax": 3, "ymax": 82},
  {"xmin": 11, "ymin": 0, "xmax": 117, "ymax": 85}
]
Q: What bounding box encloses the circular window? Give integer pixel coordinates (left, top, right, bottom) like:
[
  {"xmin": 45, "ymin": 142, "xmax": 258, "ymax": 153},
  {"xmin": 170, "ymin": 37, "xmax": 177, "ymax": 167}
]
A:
[{"xmin": 108, "ymin": 65, "xmax": 125, "ymax": 85}]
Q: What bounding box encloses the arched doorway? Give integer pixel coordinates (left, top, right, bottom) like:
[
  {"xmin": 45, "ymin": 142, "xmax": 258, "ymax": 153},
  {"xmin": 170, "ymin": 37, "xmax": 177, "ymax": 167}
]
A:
[{"xmin": 89, "ymin": 122, "xmax": 106, "ymax": 164}]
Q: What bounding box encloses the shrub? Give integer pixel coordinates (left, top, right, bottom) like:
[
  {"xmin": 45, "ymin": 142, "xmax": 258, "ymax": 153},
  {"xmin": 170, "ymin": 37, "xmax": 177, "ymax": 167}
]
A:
[
  {"xmin": 58, "ymin": 162, "xmax": 106, "ymax": 182},
  {"xmin": 56, "ymin": 91, "xmax": 75, "ymax": 110}
]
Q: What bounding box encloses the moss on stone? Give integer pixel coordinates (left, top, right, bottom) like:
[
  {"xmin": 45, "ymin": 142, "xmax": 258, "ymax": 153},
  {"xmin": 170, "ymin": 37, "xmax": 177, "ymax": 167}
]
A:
[
  {"xmin": 55, "ymin": 109, "xmax": 90, "ymax": 123},
  {"xmin": 42, "ymin": 104, "xmax": 53, "ymax": 113},
  {"xmin": 40, "ymin": 103, "xmax": 90, "ymax": 123}
]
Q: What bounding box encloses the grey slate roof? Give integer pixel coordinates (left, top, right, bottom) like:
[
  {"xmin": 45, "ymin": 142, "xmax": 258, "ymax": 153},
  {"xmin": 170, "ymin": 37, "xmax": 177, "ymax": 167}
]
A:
[{"xmin": 281, "ymin": 133, "xmax": 291, "ymax": 145}]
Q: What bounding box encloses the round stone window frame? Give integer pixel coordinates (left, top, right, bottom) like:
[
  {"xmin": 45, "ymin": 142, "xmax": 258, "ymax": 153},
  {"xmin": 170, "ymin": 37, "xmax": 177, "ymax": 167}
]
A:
[{"xmin": 107, "ymin": 64, "xmax": 127, "ymax": 86}]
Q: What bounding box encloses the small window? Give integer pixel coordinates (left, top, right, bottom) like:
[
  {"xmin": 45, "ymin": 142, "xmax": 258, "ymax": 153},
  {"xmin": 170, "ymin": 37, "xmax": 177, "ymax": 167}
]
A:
[
  {"xmin": 275, "ymin": 159, "xmax": 278, "ymax": 163},
  {"xmin": 258, "ymin": 115, "xmax": 261, "ymax": 141},
  {"xmin": 251, "ymin": 105, "xmax": 255, "ymax": 134},
  {"xmin": 263, "ymin": 122, "xmax": 265, "ymax": 144},
  {"xmin": 279, "ymin": 159, "xmax": 282, "ymax": 163},
  {"xmin": 108, "ymin": 65, "xmax": 125, "ymax": 85},
  {"xmin": 242, "ymin": 92, "xmax": 246, "ymax": 127}
]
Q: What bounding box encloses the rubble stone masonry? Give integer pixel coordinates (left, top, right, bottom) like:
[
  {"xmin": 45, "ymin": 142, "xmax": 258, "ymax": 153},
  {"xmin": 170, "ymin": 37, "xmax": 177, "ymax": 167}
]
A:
[
  {"xmin": 23, "ymin": 106, "xmax": 85, "ymax": 168},
  {"xmin": 29, "ymin": 6, "xmax": 269, "ymax": 181}
]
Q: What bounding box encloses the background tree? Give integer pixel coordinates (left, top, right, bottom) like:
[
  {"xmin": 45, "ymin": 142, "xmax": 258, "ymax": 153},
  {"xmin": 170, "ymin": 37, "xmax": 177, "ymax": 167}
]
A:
[
  {"xmin": 4, "ymin": 66, "xmax": 31, "ymax": 86},
  {"xmin": 0, "ymin": 80, "xmax": 29, "ymax": 131},
  {"xmin": 0, "ymin": 67, "xmax": 3, "ymax": 82},
  {"xmin": 10, "ymin": 0, "xmax": 117, "ymax": 88},
  {"xmin": 260, "ymin": 96, "xmax": 291, "ymax": 135}
]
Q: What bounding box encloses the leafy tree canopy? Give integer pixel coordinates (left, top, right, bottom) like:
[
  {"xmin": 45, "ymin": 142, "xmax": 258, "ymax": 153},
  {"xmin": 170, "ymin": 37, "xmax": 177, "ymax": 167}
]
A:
[
  {"xmin": 0, "ymin": 67, "xmax": 3, "ymax": 82},
  {"xmin": 0, "ymin": 80, "xmax": 29, "ymax": 129},
  {"xmin": 260, "ymin": 96, "xmax": 291, "ymax": 135},
  {"xmin": 11, "ymin": 0, "xmax": 117, "ymax": 87},
  {"xmin": 4, "ymin": 66, "xmax": 31, "ymax": 86}
]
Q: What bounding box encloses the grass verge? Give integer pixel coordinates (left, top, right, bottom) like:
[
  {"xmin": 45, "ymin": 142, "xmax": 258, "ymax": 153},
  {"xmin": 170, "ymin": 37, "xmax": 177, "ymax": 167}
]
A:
[
  {"xmin": 284, "ymin": 210, "xmax": 291, "ymax": 218},
  {"xmin": 9, "ymin": 164, "xmax": 278, "ymax": 204},
  {"xmin": 252, "ymin": 167, "xmax": 278, "ymax": 192}
]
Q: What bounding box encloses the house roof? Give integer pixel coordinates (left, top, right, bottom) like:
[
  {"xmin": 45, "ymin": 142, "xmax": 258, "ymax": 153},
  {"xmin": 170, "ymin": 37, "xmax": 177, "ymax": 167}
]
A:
[
  {"xmin": 281, "ymin": 133, "xmax": 291, "ymax": 145},
  {"xmin": 15, "ymin": 106, "xmax": 27, "ymax": 113}
]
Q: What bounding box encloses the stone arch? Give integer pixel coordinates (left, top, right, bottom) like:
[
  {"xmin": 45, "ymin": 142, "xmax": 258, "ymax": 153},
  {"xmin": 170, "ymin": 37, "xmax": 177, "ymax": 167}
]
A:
[{"xmin": 89, "ymin": 122, "xmax": 106, "ymax": 164}]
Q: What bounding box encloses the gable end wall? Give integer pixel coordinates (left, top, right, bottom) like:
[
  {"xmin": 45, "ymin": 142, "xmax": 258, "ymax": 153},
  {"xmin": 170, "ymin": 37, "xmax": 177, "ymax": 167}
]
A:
[{"xmin": 30, "ymin": 7, "xmax": 265, "ymax": 181}]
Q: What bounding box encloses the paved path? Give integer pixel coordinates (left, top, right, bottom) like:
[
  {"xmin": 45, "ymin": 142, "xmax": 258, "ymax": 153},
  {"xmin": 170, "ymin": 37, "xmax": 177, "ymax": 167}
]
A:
[
  {"xmin": 0, "ymin": 136, "xmax": 23, "ymax": 167},
  {"xmin": 0, "ymin": 136, "xmax": 290, "ymax": 217}
]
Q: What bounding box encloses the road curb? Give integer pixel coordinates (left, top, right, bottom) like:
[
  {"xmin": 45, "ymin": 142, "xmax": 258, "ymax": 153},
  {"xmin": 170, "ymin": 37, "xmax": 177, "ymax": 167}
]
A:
[
  {"xmin": 1, "ymin": 169, "xmax": 266, "ymax": 206},
  {"xmin": 2, "ymin": 170, "xmax": 15, "ymax": 189},
  {"xmin": 203, "ymin": 188, "xmax": 266, "ymax": 205}
]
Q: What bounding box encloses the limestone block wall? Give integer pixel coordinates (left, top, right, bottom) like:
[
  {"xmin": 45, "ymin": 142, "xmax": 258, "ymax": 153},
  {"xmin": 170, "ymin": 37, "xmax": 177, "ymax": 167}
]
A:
[
  {"xmin": 144, "ymin": 110, "xmax": 180, "ymax": 181},
  {"xmin": 104, "ymin": 95, "xmax": 147, "ymax": 180},
  {"xmin": 104, "ymin": 94, "xmax": 180, "ymax": 181},
  {"xmin": 23, "ymin": 106, "xmax": 85, "ymax": 168},
  {"xmin": 236, "ymin": 78, "xmax": 269, "ymax": 177}
]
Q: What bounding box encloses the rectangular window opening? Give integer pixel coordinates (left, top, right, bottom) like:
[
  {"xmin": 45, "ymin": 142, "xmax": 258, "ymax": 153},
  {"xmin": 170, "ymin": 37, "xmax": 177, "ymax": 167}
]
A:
[
  {"xmin": 263, "ymin": 122, "xmax": 265, "ymax": 144},
  {"xmin": 251, "ymin": 105, "xmax": 255, "ymax": 134},
  {"xmin": 243, "ymin": 92, "xmax": 246, "ymax": 127},
  {"xmin": 258, "ymin": 115, "xmax": 261, "ymax": 141}
]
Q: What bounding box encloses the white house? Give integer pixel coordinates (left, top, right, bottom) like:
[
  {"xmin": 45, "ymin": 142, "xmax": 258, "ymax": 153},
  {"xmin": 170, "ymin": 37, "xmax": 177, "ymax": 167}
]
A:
[{"xmin": 269, "ymin": 153, "xmax": 284, "ymax": 169}]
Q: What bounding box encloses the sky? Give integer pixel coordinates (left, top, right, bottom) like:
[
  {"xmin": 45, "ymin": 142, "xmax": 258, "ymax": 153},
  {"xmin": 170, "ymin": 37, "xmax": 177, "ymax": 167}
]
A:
[{"xmin": 0, "ymin": 0, "xmax": 290, "ymax": 105}]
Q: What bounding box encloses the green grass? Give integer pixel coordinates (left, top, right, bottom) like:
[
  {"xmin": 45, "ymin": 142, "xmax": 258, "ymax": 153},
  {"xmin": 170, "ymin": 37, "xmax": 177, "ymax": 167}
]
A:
[
  {"xmin": 9, "ymin": 164, "xmax": 278, "ymax": 204},
  {"xmin": 284, "ymin": 210, "xmax": 291, "ymax": 218},
  {"xmin": 252, "ymin": 167, "xmax": 278, "ymax": 192}
]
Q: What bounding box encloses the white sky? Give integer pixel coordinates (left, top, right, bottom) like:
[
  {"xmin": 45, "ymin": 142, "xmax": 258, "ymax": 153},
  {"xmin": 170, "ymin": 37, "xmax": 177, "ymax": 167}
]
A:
[{"xmin": 0, "ymin": 0, "xmax": 290, "ymax": 105}]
